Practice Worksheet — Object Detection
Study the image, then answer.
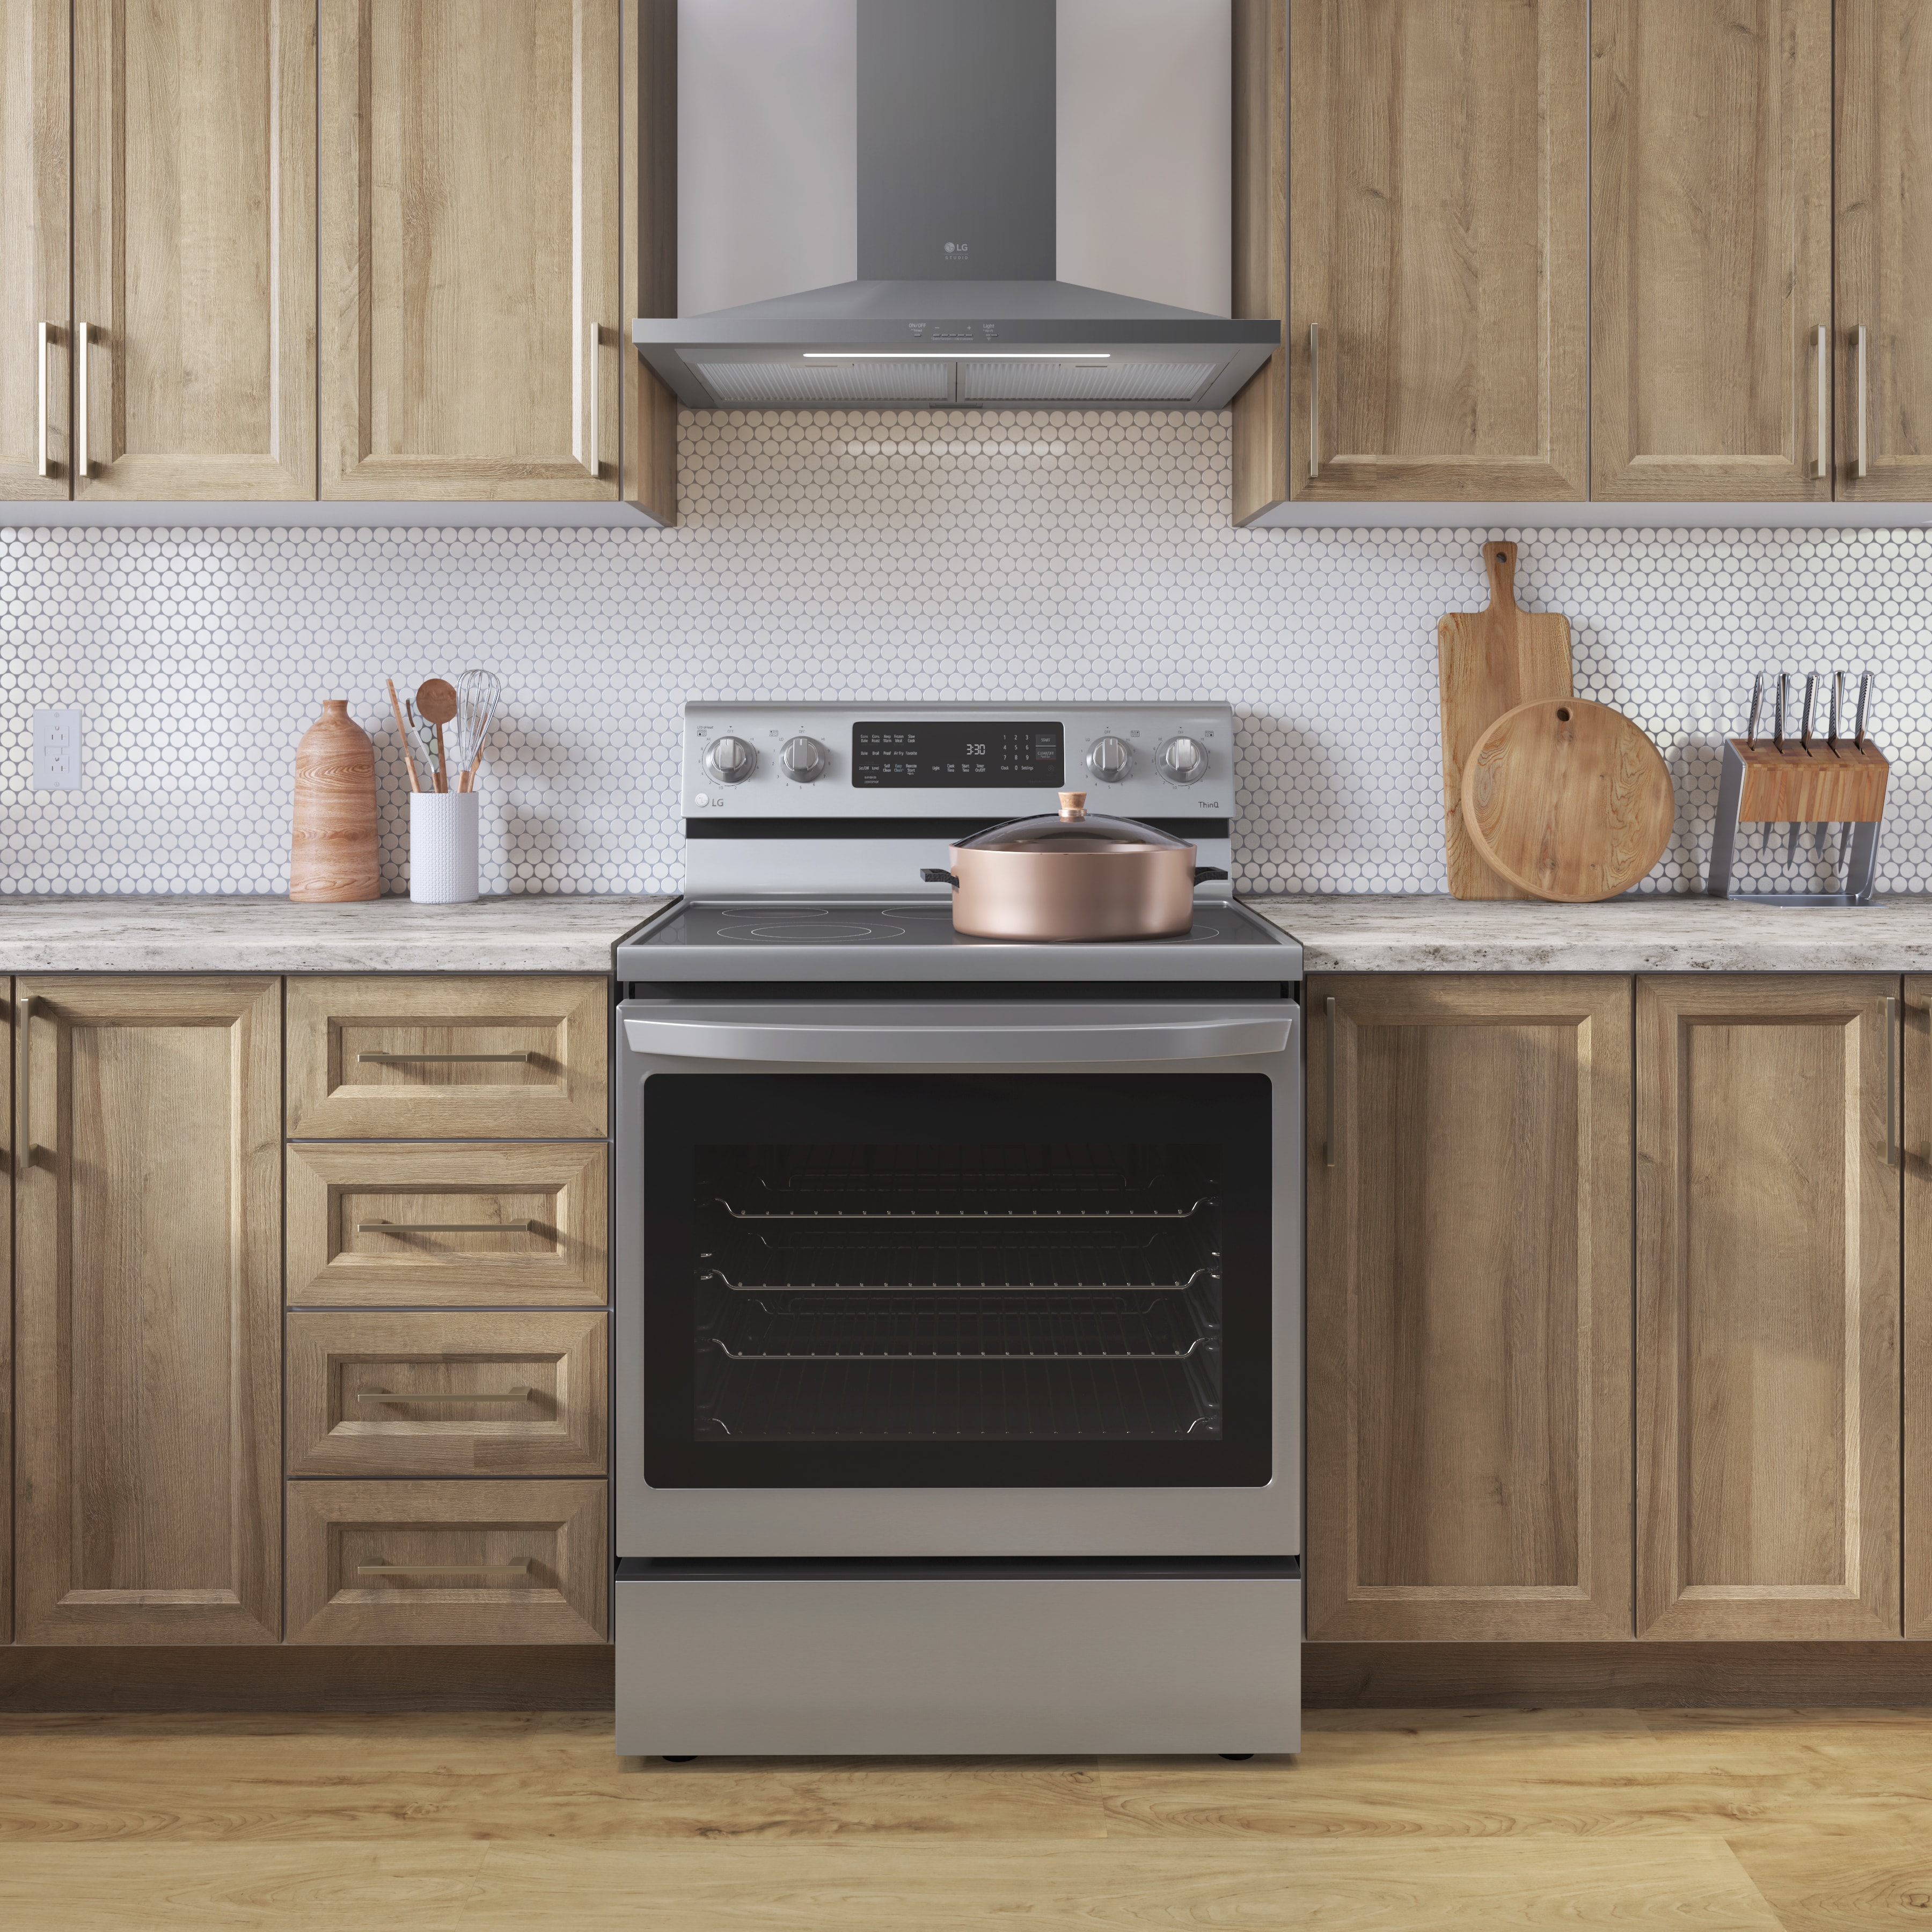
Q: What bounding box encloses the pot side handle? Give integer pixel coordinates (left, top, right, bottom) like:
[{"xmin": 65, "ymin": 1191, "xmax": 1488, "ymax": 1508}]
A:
[
  {"xmin": 1194, "ymin": 866, "xmax": 1230, "ymax": 883},
  {"xmin": 920, "ymin": 868, "xmax": 961, "ymax": 888}
]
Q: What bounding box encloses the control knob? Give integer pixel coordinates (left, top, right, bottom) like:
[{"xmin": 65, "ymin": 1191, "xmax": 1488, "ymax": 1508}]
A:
[
  {"xmin": 704, "ymin": 735, "xmax": 757, "ymax": 785},
  {"xmin": 1158, "ymin": 734, "xmax": 1209, "ymax": 785},
  {"xmin": 1085, "ymin": 734, "xmax": 1133, "ymax": 784},
  {"xmin": 779, "ymin": 734, "xmax": 828, "ymax": 782}
]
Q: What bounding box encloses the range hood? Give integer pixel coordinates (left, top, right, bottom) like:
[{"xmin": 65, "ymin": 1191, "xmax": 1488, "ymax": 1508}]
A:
[{"xmin": 634, "ymin": 0, "xmax": 1278, "ymax": 412}]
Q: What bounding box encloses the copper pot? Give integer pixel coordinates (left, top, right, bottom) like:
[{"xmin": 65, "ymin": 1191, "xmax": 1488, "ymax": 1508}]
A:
[{"xmin": 919, "ymin": 792, "xmax": 1228, "ymax": 941}]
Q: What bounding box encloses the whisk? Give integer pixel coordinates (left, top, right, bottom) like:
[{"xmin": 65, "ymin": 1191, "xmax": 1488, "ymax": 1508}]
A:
[{"xmin": 452, "ymin": 669, "xmax": 501, "ymax": 793}]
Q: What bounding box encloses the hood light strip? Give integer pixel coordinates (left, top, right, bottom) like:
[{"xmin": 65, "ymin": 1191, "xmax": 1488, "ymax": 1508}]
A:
[{"xmin": 803, "ymin": 351, "xmax": 1110, "ymax": 361}]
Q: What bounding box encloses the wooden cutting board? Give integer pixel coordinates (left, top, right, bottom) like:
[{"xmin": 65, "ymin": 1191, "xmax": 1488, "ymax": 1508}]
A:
[
  {"xmin": 1462, "ymin": 698, "xmax": 1675, "ymax": 903},
  {"xmin": 1437, "ymin": 541, "xmax": 1575, "ymax": 899}
]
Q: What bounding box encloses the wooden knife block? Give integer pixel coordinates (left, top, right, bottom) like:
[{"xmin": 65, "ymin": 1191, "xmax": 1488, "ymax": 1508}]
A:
[{"xmin": 1727, "ymin": 738, "xmax": 1889, "ymax": 824}]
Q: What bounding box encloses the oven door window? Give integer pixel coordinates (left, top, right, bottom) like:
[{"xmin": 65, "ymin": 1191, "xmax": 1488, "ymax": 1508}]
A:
[{"xmin": 643, "ymin": 1074, "xmax": 1274, "ymax": 1487}]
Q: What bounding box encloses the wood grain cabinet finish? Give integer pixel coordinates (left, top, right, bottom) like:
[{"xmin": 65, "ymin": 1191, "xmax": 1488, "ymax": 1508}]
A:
[
  {"xmin": 71, "ymin": 0, "xmax": 317, "ymax": 501},
  {"xmin": 13, "ymin": 977, "xmax": 282, "ymax": 1645},
  {"xmin": 1591, "ymin": 0, "xmax": 1833, "ymax": 501},
  {"xmin": 1834, "ymin": 0, "xmax": 1932, "ymax": 501},
  {"xmin": 0, "ymin": 0, "xmax": 70, "ymax": 501},
  {"xmin": 287, "ymin": 1309, "xmax": 608, "ymax": 1476},
  {"xmin": 318, "ymin": 0, "xmax": 620, "ymax": 501},
  {"xmin": 287, "ymin": 1140, "xmax": 609, "ymax": 1307},
  {"xmin": 1904, "ymin": 977, "xmax": 1932, "ymax": 1637},
  {"xmin": 1230, "ymin": 0, "xmax": 1287, "ymax": 525},
  {"xmin": 1290, "ymin": 0, "xmax": 1587, "ymax": 502},
  {"xmin": 1306, "ymin": 975, "xmax": 1634, "ymax": 1641},
  {"xmin": 287, "ymin": 1479, "xmax": 608, "ymax": 1643},
  {"xmin": 287, "ymin": 974, "xmax": 608, "ymax": 1139},
  {"xmin": 0, "ymin": 983, "xmax": 11, "ymax": 1643},
  {"xmin": 1636, "ymin": 976, "xmax": 1901, "ymax": 1640}
]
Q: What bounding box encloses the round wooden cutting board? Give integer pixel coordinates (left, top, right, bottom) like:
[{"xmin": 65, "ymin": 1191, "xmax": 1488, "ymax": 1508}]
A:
[{"xmin": 1460, "ymin": 698, "xmax": 1674, "ymax": 903}]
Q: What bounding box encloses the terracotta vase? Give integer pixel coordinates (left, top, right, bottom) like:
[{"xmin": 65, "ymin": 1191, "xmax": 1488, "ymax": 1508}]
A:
[{"xmin": 290, "ymin": 699, "xmax": 379, "ymax": 902}]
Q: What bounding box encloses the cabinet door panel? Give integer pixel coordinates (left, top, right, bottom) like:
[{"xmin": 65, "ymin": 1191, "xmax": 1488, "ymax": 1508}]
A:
[
  {"xmin": 72, "ymin": 0, "xmax": 317, "ymax": 500},
  {"xmin": 1307, "ymin": 975, "xmax": 1633, "ymax": 1641},
  {"xmin": 1835, "ymin": 0, "xmax": 1932, "ymax": 500},
  {"xmin": 1636, "ymin": 976, "xmax": 1900, "ymax": 1639},
  {"xmin": 15, "ymin": 977, "xmax": 282, "ymax": 1645},
  {"xmin": 1289, "ymin": 0, "xmax": 1587, "ymax": 502},
  {"xmin": 319, "ymin": 0, "xmax": 621, "ymax": 501},
  {"xmin": 1905, "ymin": 977, "xmax": 1932, "ymax": 1636},
  {"xmin": 1591, "ymin": 0, "xmax": 1832, "ymax": 500},
  {"xmin": 0, "ymin": 0, "xmax": 70, "ymax": 500}
]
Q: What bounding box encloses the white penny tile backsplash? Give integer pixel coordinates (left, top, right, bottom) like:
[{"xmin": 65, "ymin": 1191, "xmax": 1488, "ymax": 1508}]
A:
[{"xmin": 2, "ymin": 408, "xmax": 1929, "ymax": 897}]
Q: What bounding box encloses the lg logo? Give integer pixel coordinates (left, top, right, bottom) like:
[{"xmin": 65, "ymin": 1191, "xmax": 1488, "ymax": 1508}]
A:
[{"xmin": 944, "ymin": 241, "xmax": 970, "ymax": 257}]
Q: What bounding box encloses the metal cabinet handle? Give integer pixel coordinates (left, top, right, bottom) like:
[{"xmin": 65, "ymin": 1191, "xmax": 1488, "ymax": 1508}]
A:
[
  {"xmin": 1308, "ymin": 324, "xmax": 1320, "ymax": 481},
  {"xmin": 1324, "ymin": 994, "xmax": 1337, "ymax": 1168},
  {"xmin": 357, "ymin": 1561, "xmax": 531, "ymax": 1577},
  {"xmin": 355, "ymin": 1051, "xmax": 533, "ymax": 1064},
  {"xmin": 355, "ymin": 1386, "xmax": 532, "ymax": 1403},
  {"xmin": 589, "ymin": 323, "xmax": 603, "ymax": 478},
  {"xmin": 36, "ymin": 322, "xmax": 50, "ymax": 478},
  {"xmin": 1856, "ymin": 325, "xmax": 1869, "ymax": 480},
  {"xmin": 1815, "ymin": 323, "xmax": 1828, "ymax": 481},
  {"xmin": 20, "ymin": 993, "xmax": 34, "ymax": 1160},
  {"xmin": 75, "ymin": 323, "xmax": 89, "ymax": 479},
  {"xmin": 1887, "ymin": 994, "xmax": 1899, "ymax": 1167},
  {"xmin": 357, "ymin": 1219, "xmax": 540, "ymax": 1234}
]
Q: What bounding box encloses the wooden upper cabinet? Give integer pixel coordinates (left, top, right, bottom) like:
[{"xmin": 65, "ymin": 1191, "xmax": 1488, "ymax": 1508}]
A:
[
  {"xmin": 1636, "ymin": 976, "xmax": 1900, "ymax": 1641},
  {"xmin": 1307, "ymin": 975, "xmax": 1634, "ymax": 1641},
  {"xmin": 14, "ymin": 977, "xmax": 283, "ymax": 1645},
  {"xmin": 70, "ymin": 0, "xmax": 317, "ymax": 501},
  {"xmin": 1288, "ymin": 0, "xmax": 1587, "ymax": 502},
  {"xmin": 1835, "ymin": 0, "xmax": 1932, "ymax": 500},
  {"xmin": 1592, "ymin": 0, "xmax": 1833, "ymax": 501},
  {"xmin": 319, "ymin": 0, "xmax": 621, "ymax": 501},
  {"xmin": 1230, "ymin": 0, "xmax": 1287, "ymax": 525},
  {"xmin": 624, "ymin": 0, "xmax": 678, "ymax": 527},
  {"xmin": 0, "ymin": 0, "xmax": 70, "ymax": 501}
]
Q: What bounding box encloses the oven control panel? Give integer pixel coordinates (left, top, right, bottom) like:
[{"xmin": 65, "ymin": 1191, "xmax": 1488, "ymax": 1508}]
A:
[{"xmin": 684, "ymin": 703, "xmax": 1234, "ymax": 819}]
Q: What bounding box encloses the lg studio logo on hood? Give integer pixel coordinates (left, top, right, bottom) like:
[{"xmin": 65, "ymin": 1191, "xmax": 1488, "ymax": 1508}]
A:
[{"xmin": 943, "ymin": 241, "xmax": 970, "ymax": 262}]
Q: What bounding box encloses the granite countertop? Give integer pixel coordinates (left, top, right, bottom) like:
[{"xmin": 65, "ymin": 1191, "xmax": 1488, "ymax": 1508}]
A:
[
  {"xmin": 1242, "ymin": 892, "xmax": 1932, "ymax": 974},
  {"xmin": 0, "ymin": 894, "xmax": 675, "ymax": 974}
]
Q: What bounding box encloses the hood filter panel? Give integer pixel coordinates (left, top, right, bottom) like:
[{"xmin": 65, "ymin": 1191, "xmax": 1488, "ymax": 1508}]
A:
[
  {"xmin": 693, "ymin": 361, "xmax": 951, "ymax": 406},
  {"xmin": 959, "ymin": 360, "xmax": 1218, "ymax": 402}
]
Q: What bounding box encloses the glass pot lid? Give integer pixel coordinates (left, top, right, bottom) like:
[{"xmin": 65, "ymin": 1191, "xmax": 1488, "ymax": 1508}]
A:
[{"xmin": 955, "ymin": 792, "xmax": 1194, "ymax": 854}]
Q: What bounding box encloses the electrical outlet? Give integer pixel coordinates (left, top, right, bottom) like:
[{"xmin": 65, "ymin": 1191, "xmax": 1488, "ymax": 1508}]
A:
[{"xmin": 32, "ymin": 709, "xmax": 83, "ymax": 791}]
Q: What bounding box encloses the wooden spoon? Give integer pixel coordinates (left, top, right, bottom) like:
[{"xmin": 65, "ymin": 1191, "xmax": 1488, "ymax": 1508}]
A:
[{"xmin": 415, "ymin": 678, "xmax": 458, "ymax": 794}]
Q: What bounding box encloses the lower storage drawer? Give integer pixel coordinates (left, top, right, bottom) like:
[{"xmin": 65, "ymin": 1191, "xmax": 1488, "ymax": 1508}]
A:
[
  {"xmin": 288, "ymin": 1480, "xmax": 608, "ymax": 1644},
  {"xmin": 614, "ymin": 1561, "xmax": 1300, "ymax": 1755},
  {"xmin": 287, "ymin": 1310, "xmax": 607, "ymax": 1476}
]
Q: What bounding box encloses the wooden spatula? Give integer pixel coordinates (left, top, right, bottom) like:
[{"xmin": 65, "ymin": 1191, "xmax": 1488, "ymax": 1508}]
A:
[{"xmin": 1436, "ymin": 542, "xmax": 1575, "ymax": 899}]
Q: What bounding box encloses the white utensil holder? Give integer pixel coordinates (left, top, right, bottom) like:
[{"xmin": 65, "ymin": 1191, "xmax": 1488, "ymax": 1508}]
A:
[{"xmin": 409, "ymin": 791, "xmax": 479, "ymax": 904}]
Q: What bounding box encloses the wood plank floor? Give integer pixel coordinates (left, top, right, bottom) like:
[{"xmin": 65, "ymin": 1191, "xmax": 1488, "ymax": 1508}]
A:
[{"xmin": 1, "ymin": 1708, "xmax": 1928, "ymax": 1928}]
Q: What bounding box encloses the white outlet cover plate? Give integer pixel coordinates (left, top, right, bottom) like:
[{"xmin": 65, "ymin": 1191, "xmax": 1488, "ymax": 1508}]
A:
[{"xmin": 32, "ymin": 708, "xmax": 82, "ymax": 791}]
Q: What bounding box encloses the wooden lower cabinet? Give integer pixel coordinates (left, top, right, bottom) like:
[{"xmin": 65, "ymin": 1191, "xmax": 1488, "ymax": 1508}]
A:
[
  {"xmin": 286, "ymin": 1479, "xmax": 608, "ymax": 1644},
  {"xmin": 1902, "ymin": 977, "xmax": 1932, "ymax": 1637},
  {"xmin": 1306, "ymin": 975, "xmax": 1634, "ymax": 1641},
  {"xmin": 13, "ymin": 977, "xmax": 282, "ymax": 1645},
  {"xmin": 1636, "ymin": 975, "xmax": 1901, "ymax": 1640}
]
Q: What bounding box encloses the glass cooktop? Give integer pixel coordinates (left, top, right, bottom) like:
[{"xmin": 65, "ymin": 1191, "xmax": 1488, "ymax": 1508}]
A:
[{"xmin": 618, "ymin": 899, "xmax": 1300, "ymax": 984}]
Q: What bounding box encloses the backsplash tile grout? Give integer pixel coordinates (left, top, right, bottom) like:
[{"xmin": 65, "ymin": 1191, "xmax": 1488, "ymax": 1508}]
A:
[{"xmin": 1, "ymin": 408, "xmax": 1926, "ymax": 898}]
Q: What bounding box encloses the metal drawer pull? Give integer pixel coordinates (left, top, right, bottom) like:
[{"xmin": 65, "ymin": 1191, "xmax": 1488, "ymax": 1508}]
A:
[
  {"xmin": 1857, "ymin": 325, "xmax": 1869, "ymax": 480},
  {"xmin": 1308, "ymin": 323, "xmax": 1320, "ymax": 480},
  {"xmin": 355, "ymin": 1386, "xmax": 532, "ymax": 1403},
  {"xmin": 75, "ymin": 323, "xmax": 88, "ymax": 478},
  {"xmin": 1324, "ymin": 994, "xmax": 1337, "ymax": 1168},
  {"xmin": 357, "ymin": 1561, "xmax": 531, "ymax": 1577},
  {"xmin": 358, "ymin": 1219, "xmax": 540, "ymax": 1234},
  {"xmin": 356, "ymin": 1051, "xmax": 533, "ymax": 1063},
  {"xmin": 1887, "ymin": 994, "xmax": 1899, "ymax": 1168},
  {"xmin": 1816, "ymin": 323, "xmax": 1828, "ymax": 481}
]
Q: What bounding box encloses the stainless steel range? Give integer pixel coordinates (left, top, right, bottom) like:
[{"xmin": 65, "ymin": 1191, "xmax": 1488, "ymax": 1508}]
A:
[{"xmin": 613, "ymin": 702, "xmax": 1302, "ymax": 1757}]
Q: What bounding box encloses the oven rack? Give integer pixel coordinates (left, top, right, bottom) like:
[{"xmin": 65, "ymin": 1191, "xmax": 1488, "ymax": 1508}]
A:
[
  {"xmin": 700, "ymin": 1289, "xmax": 1220, "ymax": 1363},
  {"xmin": 698, "ymin": 1235, "xmax": 1221, "ymax": 1296},
  {"xmin": 693, "ymin": 1352, "xmax": 1223, "ymax": 1441}
]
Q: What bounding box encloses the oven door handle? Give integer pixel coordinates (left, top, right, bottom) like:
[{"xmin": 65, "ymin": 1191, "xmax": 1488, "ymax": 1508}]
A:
[{"xmin": 623, "ymin": 1015, "xmax": 1293, "ymax": 1064}]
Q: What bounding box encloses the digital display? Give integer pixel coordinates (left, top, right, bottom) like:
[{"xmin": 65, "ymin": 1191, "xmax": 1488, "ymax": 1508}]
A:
[{"xmin": 852, "ymin": 721, "xmax": 1064, "ymax": 788}]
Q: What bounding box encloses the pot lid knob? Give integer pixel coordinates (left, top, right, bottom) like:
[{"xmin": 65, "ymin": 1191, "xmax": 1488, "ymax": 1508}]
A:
[{"xmin": 1058, "ymin": 790, "xmax": 1089, "ymax": 821}]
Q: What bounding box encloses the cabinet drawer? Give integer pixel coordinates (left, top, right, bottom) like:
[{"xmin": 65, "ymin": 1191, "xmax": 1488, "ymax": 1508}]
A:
[
  {"xmin": 288, "ymin": 1143, "xmax": 607, "ymax": 1306},
  {"xmin": 287, "ymin": 1480, "xmax": 607, "ymax": 1644},
  {"xmin": 288, "ymin": 1311, "xmax": 606, "ymax": 1477},
  {"xmin": 288, "ymin": 976, "xmax": 608, "ymax": 1139}
]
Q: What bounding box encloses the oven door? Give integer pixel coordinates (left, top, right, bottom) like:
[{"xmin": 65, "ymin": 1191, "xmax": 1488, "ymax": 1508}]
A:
[{"xmin": 615, "ymin": 999, "xmax": 1301, "ymax": 1557}]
